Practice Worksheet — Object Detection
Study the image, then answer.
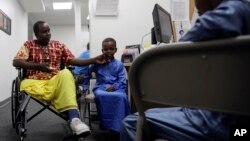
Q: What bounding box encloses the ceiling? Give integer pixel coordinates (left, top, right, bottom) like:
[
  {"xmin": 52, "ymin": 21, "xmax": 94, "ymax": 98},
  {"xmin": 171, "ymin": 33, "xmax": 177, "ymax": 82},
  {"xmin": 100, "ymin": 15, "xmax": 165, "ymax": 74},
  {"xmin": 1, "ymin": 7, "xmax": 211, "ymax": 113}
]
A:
[{"xmin": 19, "ymin": 0, "xmax": 89, "ymax": 26}]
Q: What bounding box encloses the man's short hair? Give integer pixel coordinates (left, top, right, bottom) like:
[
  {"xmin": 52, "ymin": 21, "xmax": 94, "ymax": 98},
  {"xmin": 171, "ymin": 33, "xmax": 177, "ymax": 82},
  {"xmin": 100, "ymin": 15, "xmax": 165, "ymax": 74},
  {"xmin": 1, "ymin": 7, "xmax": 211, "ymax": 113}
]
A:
[{"xmin": 33, "ymin": 21, "xmax": 46, "ymax": 37}]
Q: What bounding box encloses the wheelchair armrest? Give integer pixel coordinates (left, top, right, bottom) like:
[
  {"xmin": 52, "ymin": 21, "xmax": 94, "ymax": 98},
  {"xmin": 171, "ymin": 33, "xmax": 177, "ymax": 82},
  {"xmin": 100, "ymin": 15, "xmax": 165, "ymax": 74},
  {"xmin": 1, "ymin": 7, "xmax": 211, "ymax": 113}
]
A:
[
  {"xmin": 15, "ymin": 67, "xmax": 26, "ymax": 80},
  {"xmin": 66, "ymin": 65, "xmax": 75, "ymax": 70}
]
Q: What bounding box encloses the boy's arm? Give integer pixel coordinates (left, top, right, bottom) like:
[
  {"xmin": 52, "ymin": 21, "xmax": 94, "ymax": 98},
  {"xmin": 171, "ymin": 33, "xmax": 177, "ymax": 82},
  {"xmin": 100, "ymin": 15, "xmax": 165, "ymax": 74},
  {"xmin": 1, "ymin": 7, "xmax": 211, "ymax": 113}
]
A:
[{"xmin": 112, "ymin": 64, "xmax": 127, "ymax": 90}]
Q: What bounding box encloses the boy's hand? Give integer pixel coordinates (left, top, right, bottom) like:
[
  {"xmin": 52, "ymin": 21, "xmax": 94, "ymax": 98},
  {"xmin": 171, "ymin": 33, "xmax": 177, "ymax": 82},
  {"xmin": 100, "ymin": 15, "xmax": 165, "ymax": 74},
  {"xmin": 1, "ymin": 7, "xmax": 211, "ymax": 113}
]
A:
[{"xmin": 106, "ymin": 85, "xmax": 115, "ymax": 92}]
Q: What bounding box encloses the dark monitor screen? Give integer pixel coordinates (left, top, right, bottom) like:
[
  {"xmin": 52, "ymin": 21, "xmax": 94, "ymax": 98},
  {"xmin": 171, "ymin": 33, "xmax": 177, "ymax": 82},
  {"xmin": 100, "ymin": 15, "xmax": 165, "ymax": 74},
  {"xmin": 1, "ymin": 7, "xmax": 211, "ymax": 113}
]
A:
[{"xmin": 152, "ymin": 4, "xmax": 173, "ymax": 44}]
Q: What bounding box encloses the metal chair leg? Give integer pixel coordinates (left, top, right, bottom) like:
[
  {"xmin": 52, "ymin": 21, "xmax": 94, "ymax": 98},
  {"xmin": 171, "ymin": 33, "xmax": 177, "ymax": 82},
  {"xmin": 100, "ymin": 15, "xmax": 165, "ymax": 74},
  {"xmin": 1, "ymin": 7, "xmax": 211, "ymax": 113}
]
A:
[
  {"xmin": 88, "ymin": 102, "xmax": 91, "ymax": 129},
  {"xmin": 83, "ymin": 101, "xmax": 92, "ymax": 129}
]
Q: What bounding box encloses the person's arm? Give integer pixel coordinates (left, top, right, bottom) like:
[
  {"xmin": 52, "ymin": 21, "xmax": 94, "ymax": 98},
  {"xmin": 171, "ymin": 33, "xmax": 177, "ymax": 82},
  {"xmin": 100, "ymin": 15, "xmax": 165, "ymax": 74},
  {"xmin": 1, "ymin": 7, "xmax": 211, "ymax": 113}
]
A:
[
  {"xmin": 13, "ymin": 59, "xmax": 52, "ymax": 73},
  {"xmin": 111, "ymin": 64, "xmax": 127, "ymax": 91},
  {"xmin": 68, "ymin": 55, "xmax": 106, "ymax": 66},
  {"xmin": 58, "ymin": 42, "xmax": 106, "ymax": 66},
  {"xmin": 13, "ymin": 44, "xmax": 52, "ymax": 72}
]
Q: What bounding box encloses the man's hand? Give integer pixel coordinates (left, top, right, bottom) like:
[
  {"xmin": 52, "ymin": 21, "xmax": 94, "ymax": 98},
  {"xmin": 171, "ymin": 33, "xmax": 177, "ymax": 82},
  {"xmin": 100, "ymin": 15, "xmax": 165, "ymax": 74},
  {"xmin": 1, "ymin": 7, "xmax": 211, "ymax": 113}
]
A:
[
  {"xmin": 94, "ymin": 54, "xmax": 107, "ymax": 64},
  {"xmin": 13, "ymin": 59, "xmax": 53, "ymax": 73},
  {"xmin": 39, "ymin": 63, "xmax": 53, "ymax": 73}
]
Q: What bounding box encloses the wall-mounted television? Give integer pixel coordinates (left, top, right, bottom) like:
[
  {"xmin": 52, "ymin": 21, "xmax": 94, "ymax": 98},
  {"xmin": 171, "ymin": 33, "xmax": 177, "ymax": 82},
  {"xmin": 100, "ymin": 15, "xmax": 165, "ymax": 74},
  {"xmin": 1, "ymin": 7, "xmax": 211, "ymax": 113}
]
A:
[{"xmin": 152, "ymin": 4, "xmax": 173, "ymax": 44}]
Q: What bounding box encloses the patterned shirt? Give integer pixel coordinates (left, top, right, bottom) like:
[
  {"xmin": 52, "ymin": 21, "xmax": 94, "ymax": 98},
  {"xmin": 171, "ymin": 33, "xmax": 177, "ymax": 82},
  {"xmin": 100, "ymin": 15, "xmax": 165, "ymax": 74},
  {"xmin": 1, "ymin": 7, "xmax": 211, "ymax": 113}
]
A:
[{"xmin": 14, "ymin": 40, "xmax": 75, "ymax": 80}]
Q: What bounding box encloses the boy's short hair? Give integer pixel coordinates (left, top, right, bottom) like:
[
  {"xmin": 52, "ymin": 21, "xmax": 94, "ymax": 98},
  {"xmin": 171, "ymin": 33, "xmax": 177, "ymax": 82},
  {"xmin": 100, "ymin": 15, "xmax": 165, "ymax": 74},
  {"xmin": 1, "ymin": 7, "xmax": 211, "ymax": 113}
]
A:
[{"xmin": 102, "ymin": 37, "xmax": 116, "ymax": 47}]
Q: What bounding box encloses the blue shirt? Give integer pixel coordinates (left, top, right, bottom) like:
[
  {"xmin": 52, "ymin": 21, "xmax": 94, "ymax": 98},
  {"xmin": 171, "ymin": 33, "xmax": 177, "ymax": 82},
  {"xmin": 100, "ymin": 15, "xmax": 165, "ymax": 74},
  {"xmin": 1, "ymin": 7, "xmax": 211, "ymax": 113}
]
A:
[
  {"xmin": 73, "ymin": 50, "xmax": 90, "ymax": 75},
  {"xmin": 179, "ymin": 0, "xmax": 250, "ymax": 139},
  {"xmin": 180, "ymin": 0, "xmax": 250, "ymax": 42},
  {"xmin": 90, "ymin": 59, "xmax": 127, "ymax": 92}
]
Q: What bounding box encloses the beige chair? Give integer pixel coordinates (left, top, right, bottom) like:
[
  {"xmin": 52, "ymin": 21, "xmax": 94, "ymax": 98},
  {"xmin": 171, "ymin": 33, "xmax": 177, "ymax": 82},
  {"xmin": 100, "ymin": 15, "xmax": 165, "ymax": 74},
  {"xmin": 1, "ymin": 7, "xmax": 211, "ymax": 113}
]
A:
[
  {"xmin": 129, "ymin": 35, "xmax": 250, "ymax": 141},
  {"xmin": 82, "ymin": 71, "xmax": 130, "ymax": 129},
  {"xmin": 82, "ymin": 72, "xmax": 96, "ymax": 129}
]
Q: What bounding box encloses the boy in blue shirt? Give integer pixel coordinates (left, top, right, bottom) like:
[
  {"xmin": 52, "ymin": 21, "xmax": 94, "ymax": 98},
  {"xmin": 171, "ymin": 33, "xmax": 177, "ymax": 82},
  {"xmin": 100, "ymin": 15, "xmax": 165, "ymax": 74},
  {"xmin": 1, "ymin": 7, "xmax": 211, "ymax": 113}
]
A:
[{"xmin": 89, "ymin": 38, "xmax": 130, "ymax": 132}]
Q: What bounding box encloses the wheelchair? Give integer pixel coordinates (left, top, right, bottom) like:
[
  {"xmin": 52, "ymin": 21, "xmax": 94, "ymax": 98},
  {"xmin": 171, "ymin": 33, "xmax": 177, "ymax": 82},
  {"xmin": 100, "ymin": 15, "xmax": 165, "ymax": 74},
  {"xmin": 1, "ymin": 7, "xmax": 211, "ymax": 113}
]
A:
[{"xmin": 11, "ymin": 66, "xmax": 86, "ymax": 141}]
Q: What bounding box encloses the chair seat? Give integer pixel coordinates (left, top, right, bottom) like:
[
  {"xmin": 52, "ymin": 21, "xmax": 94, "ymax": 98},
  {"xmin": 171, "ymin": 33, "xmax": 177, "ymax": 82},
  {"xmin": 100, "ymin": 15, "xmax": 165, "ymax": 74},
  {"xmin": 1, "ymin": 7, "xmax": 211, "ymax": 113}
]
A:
[{"xmin": 85, "ymin": 93, "xmax": 95, "ymax": 103}]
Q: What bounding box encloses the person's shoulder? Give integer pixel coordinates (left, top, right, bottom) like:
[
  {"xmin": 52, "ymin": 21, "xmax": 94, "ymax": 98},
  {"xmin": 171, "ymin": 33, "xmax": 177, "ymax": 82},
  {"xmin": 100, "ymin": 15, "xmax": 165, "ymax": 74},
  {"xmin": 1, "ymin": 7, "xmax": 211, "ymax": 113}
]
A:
[
  {"xmin": 226, "ymin": 0, "xmax": 250, "ymax": 6},
  {"xmin": 113, "ymin": 59, "xmax": 124, "ymax": 66},
  {"xmin": 219, "ymin": 0, "xmax": 250, "ymax": 12},
  {"xmin": 24, "ymin": 40, "xmax": 34, "ymax": 44},
  {"xmin": 204, "ymin": 0, "xmax": 250, "ymax": 20},
  {"xmin": 84, "ymin": 51, "xmax": 90, "ymax": 57},
  {"xmin": 50, "ymin": 40, "xmax": 61, "ymax": 45},
  {"xmin": 49, "ymin": 40, "xmax": 66, "ymax": 48},
  {"xmin": 79, "ymin": 50, "xmax": 90, "ymax": 58},
  {"xmin": 23, "ymin": 40, "xmax": 36, "ymax": 47},
  {"xmin": 83, "ymin": 50, "xmax": 90, "ymax": 55},
  {"xmin": 233, "ymin": 0, "xmax": 250, "ymax": 12}
]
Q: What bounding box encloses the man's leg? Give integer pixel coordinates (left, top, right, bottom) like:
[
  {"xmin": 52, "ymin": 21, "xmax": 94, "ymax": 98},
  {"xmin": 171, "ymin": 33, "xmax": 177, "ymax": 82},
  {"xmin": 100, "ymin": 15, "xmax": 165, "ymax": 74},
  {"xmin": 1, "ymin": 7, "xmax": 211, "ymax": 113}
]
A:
[
  {"xmin": 21, "ymin": 69, "xmax": 91, "ymax": 135},
  {"xmin": 120, "ymin": 113, "xmax": 137, "ymax": 141},
  {"xmin": 120, "ymin": 107, "xmax": 228, "ymax": 141},
  {"xmin": 53, "ymin": 69, "xmax": 91, "ymax": 135}
]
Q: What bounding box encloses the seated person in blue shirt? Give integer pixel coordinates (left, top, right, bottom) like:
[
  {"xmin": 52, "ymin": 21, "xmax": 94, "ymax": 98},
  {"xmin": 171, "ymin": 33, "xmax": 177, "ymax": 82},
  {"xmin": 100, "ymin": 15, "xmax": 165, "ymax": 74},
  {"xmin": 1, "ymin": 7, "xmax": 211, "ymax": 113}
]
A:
[
  {"xmin": 89, "ymin": 37, "xmax": 130, "ymax": 132},
  {"xmin": 73, "ymin": 42, "xmax": 90, "ymax": 91},
  {"xmin": 120, "ymin": 0, "xmax": 250, "ymax": 141}
]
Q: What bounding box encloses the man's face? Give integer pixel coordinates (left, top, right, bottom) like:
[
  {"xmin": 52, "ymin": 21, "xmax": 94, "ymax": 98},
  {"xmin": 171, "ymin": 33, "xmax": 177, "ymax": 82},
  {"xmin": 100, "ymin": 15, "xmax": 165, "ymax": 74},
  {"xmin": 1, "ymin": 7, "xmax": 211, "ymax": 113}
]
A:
[{"xmin": 36, "ymin": 23, "xmax": 51, "ymax": 46}]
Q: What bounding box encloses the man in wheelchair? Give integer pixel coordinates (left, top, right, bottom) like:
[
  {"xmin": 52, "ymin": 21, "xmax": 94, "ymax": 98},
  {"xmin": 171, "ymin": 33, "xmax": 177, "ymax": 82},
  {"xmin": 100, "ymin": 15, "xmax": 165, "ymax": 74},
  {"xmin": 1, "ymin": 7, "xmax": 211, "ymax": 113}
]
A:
[{"xmin": 12, "ymin": 21, "xmax": 105, "ymax": 136}]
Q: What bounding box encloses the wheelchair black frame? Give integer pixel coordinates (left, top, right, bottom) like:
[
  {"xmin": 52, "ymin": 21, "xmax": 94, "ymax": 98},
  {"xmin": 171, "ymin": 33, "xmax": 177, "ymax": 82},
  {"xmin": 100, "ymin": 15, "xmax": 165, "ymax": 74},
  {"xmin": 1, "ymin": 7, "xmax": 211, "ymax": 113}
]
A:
[{"xmin": 11, "ymin": 67, "xmax": 83, "ymax": 141}]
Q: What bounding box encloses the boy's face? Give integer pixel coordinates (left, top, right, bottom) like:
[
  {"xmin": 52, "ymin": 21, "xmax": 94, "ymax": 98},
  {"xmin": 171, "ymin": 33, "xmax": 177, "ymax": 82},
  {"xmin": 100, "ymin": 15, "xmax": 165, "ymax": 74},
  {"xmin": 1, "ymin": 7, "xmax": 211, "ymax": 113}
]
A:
[{"xmin": 102, "ymin": 41, "xmax": 117, "ymax": 60}]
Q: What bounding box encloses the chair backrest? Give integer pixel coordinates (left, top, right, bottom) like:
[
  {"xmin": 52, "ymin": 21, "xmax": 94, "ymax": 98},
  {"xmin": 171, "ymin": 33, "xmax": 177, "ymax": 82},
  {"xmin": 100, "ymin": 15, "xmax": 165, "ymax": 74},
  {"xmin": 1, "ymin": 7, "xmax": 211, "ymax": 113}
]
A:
[
  {"xmin": 89, "ymin": 72, "xmax": 96, "ymax": 94},
  {"xmin": 129, "ymin": 35, "xmax": 250, "ymax": 119}
]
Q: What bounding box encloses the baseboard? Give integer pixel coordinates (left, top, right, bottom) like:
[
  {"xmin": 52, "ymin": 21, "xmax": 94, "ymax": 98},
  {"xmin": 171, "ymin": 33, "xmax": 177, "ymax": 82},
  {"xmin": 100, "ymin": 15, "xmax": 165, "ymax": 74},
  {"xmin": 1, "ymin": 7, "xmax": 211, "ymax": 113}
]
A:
[{"xmin": 0, "ymin": 97, "xmax": 11, "ymax": 107}]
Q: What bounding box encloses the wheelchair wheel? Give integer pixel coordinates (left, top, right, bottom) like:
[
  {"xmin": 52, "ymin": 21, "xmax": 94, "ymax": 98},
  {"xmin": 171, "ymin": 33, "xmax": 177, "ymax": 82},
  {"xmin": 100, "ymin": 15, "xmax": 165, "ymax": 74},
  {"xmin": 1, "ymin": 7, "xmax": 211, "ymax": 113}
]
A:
[
  {"xmin": 17, "ymin": 110, "xmax": 27, "ymax": 140},
  {"xmin": 11, "ymin": 77, "xmax": 23, "ymax": 129},
  {"xmin": 11, "ymin": 79, "xmax": 18, "ymax": 128}
]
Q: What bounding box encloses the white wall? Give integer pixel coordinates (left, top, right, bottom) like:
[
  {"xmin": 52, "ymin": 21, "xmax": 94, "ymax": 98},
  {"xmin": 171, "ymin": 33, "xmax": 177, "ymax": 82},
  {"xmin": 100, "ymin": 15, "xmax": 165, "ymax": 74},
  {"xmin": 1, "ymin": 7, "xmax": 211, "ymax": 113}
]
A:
[
  {"xmin": 89, "ymin": 0, "xmax": 170, "ymax": 60},
  {"xmin": 0, "ymin": 0, "xmax": 28, "ymax": 102},
  {"xmin": 0, "ymin": 0, "xmax": 170, "ymax": 102},
  {"xmin": 47, "ymin": 25, "xmax": 89, "ymax": 57}
]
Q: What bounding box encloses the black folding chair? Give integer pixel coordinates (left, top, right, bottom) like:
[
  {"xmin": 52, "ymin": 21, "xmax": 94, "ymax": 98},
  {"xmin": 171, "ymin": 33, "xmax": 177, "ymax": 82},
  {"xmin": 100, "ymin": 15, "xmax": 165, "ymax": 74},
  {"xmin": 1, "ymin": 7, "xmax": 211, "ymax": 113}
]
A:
[{"xmin": 129, "ymin": 35, "xmax": 250, "ymax": 141}]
